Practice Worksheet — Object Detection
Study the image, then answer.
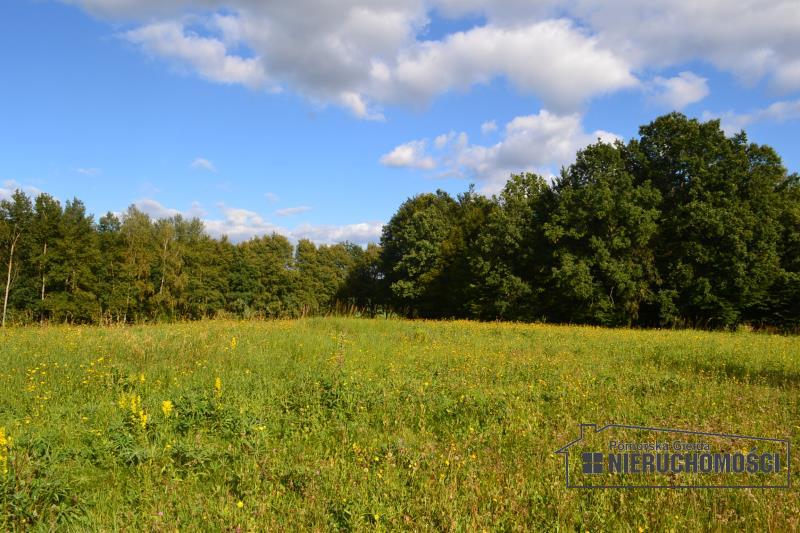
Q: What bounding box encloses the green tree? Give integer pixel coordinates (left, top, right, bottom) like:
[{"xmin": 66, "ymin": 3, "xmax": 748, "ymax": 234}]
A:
[
  {"xmin": 543, "ymin": 142, "xmax": 661, "ymax": 326},
  {"xmin": 471, "ymin": 173, "xmax": 552, "ymax": 320},
  {"xmin": 339, "ymin": 243, "xmax": 386, "ymax": 316},
  {"xmin": 380, "ymin": 190, "xmax": 459, "ymax": 317},
  {"xmin": 46, "ymin": 199, "xmax": 101, "ymax": 322},
  {"xmin": 635, "ymin": 113, "xmax": 787, "ymax": 328},
  {"xmin": 120, "ymin": 207, "xmax": 157, "ymax": 322},
  {"xmin": 0, "ymin": 191, "xmax": 33, "ymax": 326},
  {"xmin": 96, "ymin": 212, "xmax": 128, "ymax": 323},
  {"xmin": 28, "ymin": 194, "xmax": 63, "ymax": 322}
]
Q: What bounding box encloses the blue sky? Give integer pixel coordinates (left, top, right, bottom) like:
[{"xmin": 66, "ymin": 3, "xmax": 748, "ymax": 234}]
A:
[{"xmin": 1, "ymin": 0, "xmax": 799, "ymax": 244}]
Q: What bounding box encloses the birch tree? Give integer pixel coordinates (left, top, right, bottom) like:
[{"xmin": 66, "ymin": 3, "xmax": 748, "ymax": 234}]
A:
[{"xmin": 0, "ymin": 191, "xmax": 33, "ymax": 327}]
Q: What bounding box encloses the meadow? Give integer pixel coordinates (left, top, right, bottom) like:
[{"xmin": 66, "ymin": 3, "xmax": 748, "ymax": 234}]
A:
[{"xmin": 0, "ymin": 318, "xmax": 798, "ymax": 531}]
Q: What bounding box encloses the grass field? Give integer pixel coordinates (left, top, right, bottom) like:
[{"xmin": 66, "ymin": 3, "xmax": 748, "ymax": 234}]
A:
[{"xmin": 0, "ymin": 318, "xmax": 798, "ymax": 531}]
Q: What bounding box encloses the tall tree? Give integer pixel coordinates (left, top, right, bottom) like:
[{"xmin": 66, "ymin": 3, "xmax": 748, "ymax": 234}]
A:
[
  {"xmin": 339, "ymin": 243, "xmax": 386, "ymax": 316},
  {"xmin": 96, "ymin": 212, "xmax": 127, "ymax": 323},
  {"xmin": 29, "ymin": 194, "xmax": 63, "ymax": 322},
  {"xmin": 635, "ymin": 113, "xmax": 787, "ymax": 328},
  {"xmin": 0, "ymin": 191, "xmax": 33, "ymax": 327},
  {"xmin": 380, "ymin": 190, "xmax": 459, "ymax": 317},
  {"xmin": 47, "ymin": 199, "xmax": 101, "ymax": 322},
  {"xmin": 543, "ymin": 142, "xmax": 661, "ymax": 326},
  {"xmin": 471, "ymin": 173, "xmax": 552, "ymax": 320},
  {"xmin": 120, "ymin": 207, "xmax": 157, "ymax": 322}
]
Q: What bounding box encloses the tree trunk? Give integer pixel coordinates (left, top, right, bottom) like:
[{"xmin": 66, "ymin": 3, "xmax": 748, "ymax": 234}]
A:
[
  {"xmin": 40, "ymin": 241, "xmax": 47, "ymax": 301},
  {"xmin": 2, "ymin": 232, "xmax": 20, "ymax": 328},
  {"xmin": 159, "ymin": 238, "xmax": 168, "ymax": 295}
]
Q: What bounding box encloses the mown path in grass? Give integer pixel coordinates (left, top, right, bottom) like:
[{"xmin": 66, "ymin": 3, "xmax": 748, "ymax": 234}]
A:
[{"xmin": 0, "ymin": 318, "xmax": 798, "ymax": 530}]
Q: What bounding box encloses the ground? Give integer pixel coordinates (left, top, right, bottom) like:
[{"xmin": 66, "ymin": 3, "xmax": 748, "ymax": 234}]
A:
[{"xmin": 0, "ymin": 318, "xmax": 798, "ymax": 531}]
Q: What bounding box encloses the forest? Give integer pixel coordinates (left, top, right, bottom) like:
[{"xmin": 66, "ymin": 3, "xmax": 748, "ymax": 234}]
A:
[{"xmin": 2, "ymin": 113, "xmax": 799, "ymax": 330}]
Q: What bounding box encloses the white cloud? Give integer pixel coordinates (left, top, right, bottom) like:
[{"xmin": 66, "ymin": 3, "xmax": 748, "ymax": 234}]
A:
[
  {"xmin": 190, "ymin": 157, "xmax": 217, "ymax": 172},
  {"xmin": 481, "ymin": 120, "xmax": 497, "ymax": 135},
  {"xmin": 204, "ymin": 205, "xmax": 382, "ymax": 244},
  {"xmin": 275, "ymin": 206, "xmax": 312, "ymax": 217},
  {"xmin": 650, "ymin": 71, "xmax": 709, "ymax": 110},
  {"xmin": 264, "ymin": 192, "xmax": 280, "ymax": 204},
  {"xmin": 187, "ymin": 201, "xmax": 207, "ymax": 218},
  {"xmin": 434, "ymin": 132, "xmax": 454, "ymax": 149},
  {"xmin": 382, "ymin": 109, "xmax": 620, "ymax": 192},
  {"xmin": 129, "ymin": 199, "xmax": 381, "ymax": 244},
  {"xmin": 75, "ymin": 167, "xmax": 102, "ymax": 176},
  {"xmin": 202, "ymin": 205, "xmax": 281, "ymax": 240},
  {"xmin": 339, "ymin": 91, "xmax": 385, "ymax": 121},
  {"xmin": 125, "ymin": 21, "xmax": 270, "ymax": 89},
  {"xmin": 64, "ymin": 0, "xmax": 642, "ymax": 117},
  {"xmin": 380, "ymin": 139, "xmax": 437, "ymax": 169},
  {"xmin": 386, "ymin": 20, "xmax": 637, "ymax": 112},
  {"xmin": 134, "ymin": 198, "xmax": 182, "ymax": 218},
  {"xmin": 571, "ymin": 1, "xmax": 800, "ymax": 92},
  {"xmin": 62, "ymin": 0, "xmax": 800, "ymax": 118},
  {"xmin": 703, "ymin": 98, "xmax": 800, "ymax": 135},
  {"xmin": 0, "ymin": 180, "xmax": 44, "ymax": 201},
  {"xmin": 291, "ymin": 222, "xmax": 384, "ymax": 245}
]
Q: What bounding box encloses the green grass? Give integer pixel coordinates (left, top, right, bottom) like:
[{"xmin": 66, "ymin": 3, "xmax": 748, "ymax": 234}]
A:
[{"xmin": 0, "ymin": 318, "xmax": 798, "ymax": 531}]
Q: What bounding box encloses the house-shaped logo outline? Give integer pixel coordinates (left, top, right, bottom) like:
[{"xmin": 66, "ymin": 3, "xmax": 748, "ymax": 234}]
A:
[{"xmin": 555, "ymin": 423, "xmax": 791, "ymax": 489}]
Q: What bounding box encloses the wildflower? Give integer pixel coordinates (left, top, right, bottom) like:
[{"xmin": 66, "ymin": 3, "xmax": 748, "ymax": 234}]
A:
[
  {"xmin": 139, "ymin": 411, "xmax": 148, "ymax": 430},
  {"xmin": 130, "ymin": 394, "xmax": 141, "ymax": 415},
  {"xmin": 0, "ymin": 427, "xmax": 11, "ymax": 475},
  {"xmin": 230, "ymin": 337, "xmax": 237, "ymax": 350},
  {"xmin": 161, "ymin": 400, "xmax": 174, "ymax": 418},
  {"xmin": 236, "ymin": 500, "xmax": 244, "ymax": 509},
  {"xmin": 214, "ymin": 377, "xmax": 222, "ymax": 398}
]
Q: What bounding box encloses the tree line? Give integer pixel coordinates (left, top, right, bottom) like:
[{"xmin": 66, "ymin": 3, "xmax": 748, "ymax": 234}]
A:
[
  {"xmin": 0, "ymin": 194, "xmax": 380, "ymax": 325},
  {"xmin": 2, "ymin": 113, "xmax": 799, "ymax": 330}
]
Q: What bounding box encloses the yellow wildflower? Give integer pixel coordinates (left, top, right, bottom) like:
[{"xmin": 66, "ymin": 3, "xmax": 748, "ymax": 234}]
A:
[
  {"xmin": 236, "ymin": 500, "xmax": 244, "ymax": 509},
  {"xmin": 0, "ymin": 427, "xmax": 11, "ymax": 475},
  {"xmin": 161, "ymin": 400, "xmax": 174, "ymax": 418},
  {"xmin": 214, "ymin": 377, "xmax": 222, "ymax": 398},
  {"xmin": 130, "ymin": 394, "xmax": 141, "ymax": 415},
  {"xmin": 230, "ymin": 337, "xmax": 237, "ymax": 350},
  {"xmin": 139, "ymin": 411, "xmax": 148, "ymax": 430}
]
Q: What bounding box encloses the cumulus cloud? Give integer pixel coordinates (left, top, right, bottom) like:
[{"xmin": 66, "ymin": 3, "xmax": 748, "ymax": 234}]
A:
[
  {"xmin": 291, "ymin": 222, "xmax": 384, "ymax": 244},
  {"xmin": 481, "ymin": 120, "xmax": 497, "ymax": 135},
  {"xmin": 570, "ymin": 1, "xmax": 800, "ymax": 92},
  {"xmin": 386, "ymin": 20, "xmax": 637, "ymax": 112},
  {"xmin": 650, "ymin": 71, "xmax": 709, "ymax": 110},
  {"xmin": 382, "ymin": 109, "xmax": 620, "ymax": 192},
  {"xmin": 190, "ymin": 157, "xmax": 217, "ymax": 172},
  {"xmin": 202, "ymin": 205, "xmax": 281, "ymax": 241},
  {"xmin": 63, "ymin": 0, "xmax": 642, "ymax": 117},
  {"xmin": 63, "ymin": 0, "xmax": 800, "ymax": 117},
  {"xmin": 380, "ymin": 139, "xmax": 437, "ymax": 169},
  {"xmin": 129, "ymin": 198, "xmax": 381, "ymax": 244},
  {"xmin": 125, "ymin": 22, "xmax": 269, "ymax": 89},
  {"xmin": 134, "ymin": 198, "xmax": 182, "ymax": 218},
  {"xmin": 703, "ymin": 98, "xmax": 800, "ymax": 135},
  {"xmin": 204, "ymin": 205, "xmax": 382, "ymax": 244},
  {"xmin": 275, "ymin": 206, "xmax": 312, "ymax": 217},
  {"xmin": 0, "ymin": 180, "xmax": 43, "ymax": 201}
]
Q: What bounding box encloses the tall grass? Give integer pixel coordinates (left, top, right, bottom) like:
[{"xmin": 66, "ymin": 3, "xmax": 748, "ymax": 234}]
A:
[{"xmin": 0, "ymin": 318, "xmax": 798, "ymax": 530}]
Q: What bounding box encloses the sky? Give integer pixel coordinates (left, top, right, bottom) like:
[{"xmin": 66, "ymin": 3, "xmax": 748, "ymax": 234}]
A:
[{"xmin": 1, "ymin": 0, "xmax": 799, "ymax": 245}]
